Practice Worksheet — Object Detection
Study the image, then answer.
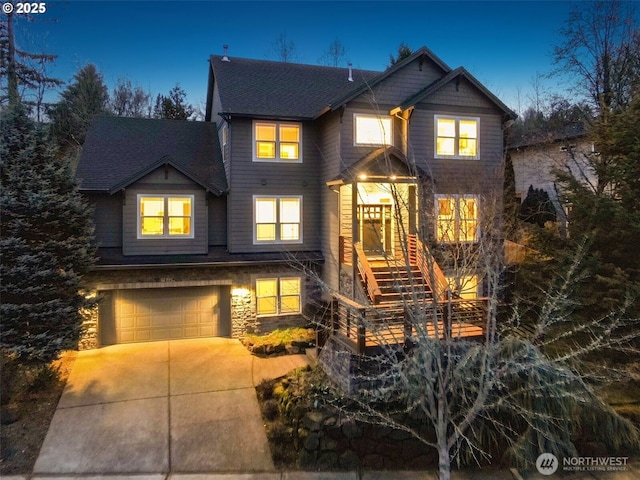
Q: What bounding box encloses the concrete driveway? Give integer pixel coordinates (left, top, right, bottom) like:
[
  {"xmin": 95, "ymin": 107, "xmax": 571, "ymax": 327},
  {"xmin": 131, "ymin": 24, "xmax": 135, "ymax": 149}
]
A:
[{"xmin": 33, "ymin": 338, "xmax": 309, "ymax": 474}]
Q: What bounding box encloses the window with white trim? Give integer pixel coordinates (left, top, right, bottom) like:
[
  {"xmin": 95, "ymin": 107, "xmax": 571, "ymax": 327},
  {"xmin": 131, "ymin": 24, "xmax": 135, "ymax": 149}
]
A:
[
  {"xmin": 253, "ymin": 121, "xmax": 301, "ymax": 162},
  {"xmin": 138, "ymin": 195, "xmax": 194, "ymax": 238},
  {"xmin": 436, "ymin": 195, "xmax": 479, "ymax": 243},
  {"xmin": 256, "ymin": 277, "xmax": 302, "ymax": 316},
  {"xmin": 435, "ymin": 116, "xmax": 479, "ymax": 158},
  {"xmin": 354, "ymin": 114, "xmax": 393, "ymax": 146},
  {"xmin": 254, "ymin": 196, "xmax": 302, "ymax": 243}
]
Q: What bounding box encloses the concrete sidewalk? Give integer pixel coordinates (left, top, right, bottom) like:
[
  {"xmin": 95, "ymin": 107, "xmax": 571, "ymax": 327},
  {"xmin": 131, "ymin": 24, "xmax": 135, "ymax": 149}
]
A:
[
  {"xmin": 6, "ymin": 464, "xmax": 640, "ymax": 480},
  {"xmin": 32, "ymin": 338, "xmax": 309, "ymax": 475}
]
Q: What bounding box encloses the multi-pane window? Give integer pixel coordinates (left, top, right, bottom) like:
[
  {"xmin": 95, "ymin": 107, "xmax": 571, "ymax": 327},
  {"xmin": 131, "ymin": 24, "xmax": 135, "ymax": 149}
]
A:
[
  {"xmin": 254, "ymin": 122, "xmax": 301, "ymax": 162},
  {"xmin": 256, "ymin": 277, "xmax": 301, "ymax": 316},
  {"xmin": 138, "ymin": 195, "xmax": 193, "ymax": 238},
  {"xmin": 436, "ymin": 195, "xmax": 478, "ymax": 242},
  {"xmin": 254, "ymin": 196, "xmax": 302, "ymax": 243},
  {"xmin": 435, "ymin": 116, "xmax": 479, "ymax": 158},
  {"xmin": 354, "ymin": 114, "xmax": 393, "ymax": 146}
]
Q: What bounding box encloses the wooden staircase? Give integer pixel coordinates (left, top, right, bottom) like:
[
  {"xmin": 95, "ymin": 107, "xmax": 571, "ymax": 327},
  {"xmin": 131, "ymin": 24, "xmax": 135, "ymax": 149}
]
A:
[{"xmin": 371, "ymin": 262, "xmax": 433, "ymax": 306}]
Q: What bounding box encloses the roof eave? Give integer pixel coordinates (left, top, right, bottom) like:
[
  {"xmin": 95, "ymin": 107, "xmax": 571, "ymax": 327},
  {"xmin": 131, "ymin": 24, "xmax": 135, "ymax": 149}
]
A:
[{"xmin": 109, "ymin": 156, "xmax": 226, "ymax": 196}]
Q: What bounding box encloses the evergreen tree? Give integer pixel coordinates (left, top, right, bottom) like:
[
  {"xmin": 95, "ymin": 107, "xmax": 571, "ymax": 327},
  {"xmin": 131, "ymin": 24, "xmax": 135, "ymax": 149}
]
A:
[
  {"xmin": 153, "ymin": 84, "xmax": 193, "ymax": 120},
  {"xmin": 0, "ymin": 9, "xmax": 63, "ymax": 110},
  {"xmin": 388, "ymin": 42, "xmax": 413, "ymax": 67},
  {"xmin": 0, "ymin": 105, "xmax": 97, "ymax": 363},
  {"xmin": 48, "ymin": 64, "xmax": 108, "ymax": 154},
  {"xmin": 519, "ymin": 185, "xmax": 557, "ymax": 227}
]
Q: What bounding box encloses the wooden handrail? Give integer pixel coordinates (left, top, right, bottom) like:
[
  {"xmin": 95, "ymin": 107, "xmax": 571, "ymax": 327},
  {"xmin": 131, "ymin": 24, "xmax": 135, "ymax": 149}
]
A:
[
  {"xmin": 354, "ymin": 241, "xmax": 382, "ymax": 304},
  {"xmin": 409, "ymin": 234, "xmax": 450, "ymax": 301},
  {"xmin": 338, "ymin": 235, "xmax": 353, "ymax": 265}
]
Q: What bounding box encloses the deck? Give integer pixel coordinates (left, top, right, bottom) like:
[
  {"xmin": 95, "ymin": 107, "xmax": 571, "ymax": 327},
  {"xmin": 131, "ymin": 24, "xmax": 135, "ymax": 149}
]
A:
[{"xmin": 327, "ymin": 293, "xmax": 486, "ymax": 355}]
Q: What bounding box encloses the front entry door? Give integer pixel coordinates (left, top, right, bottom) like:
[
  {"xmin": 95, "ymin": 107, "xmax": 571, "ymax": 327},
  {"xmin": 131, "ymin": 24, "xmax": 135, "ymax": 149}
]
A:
[{"xmin": 358, "ymin": 204, "xmax": 392, "ymax": 257}]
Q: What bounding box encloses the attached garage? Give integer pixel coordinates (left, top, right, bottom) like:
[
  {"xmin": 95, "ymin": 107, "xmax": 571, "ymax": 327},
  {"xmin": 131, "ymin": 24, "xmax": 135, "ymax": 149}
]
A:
[{"xmin": 99, "ymin": 285, "xmax": 231, "ymax": 345}]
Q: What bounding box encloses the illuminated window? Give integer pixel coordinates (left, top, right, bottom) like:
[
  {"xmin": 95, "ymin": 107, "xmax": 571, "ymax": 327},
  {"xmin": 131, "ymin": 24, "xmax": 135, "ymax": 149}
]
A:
[
  {"xmin": 256, "ymin": 277, "xmax": 301, "ymax": 316},
  {"xmin": 354, "ymin": 114, "xmax": 393, "ymax": 146},
  {"xmin": 254, "ymin": 196, "xmax": 302, "ymax": 243},
  {"xmin": 138, "ymin": 195, "xmax": 193, "ymax": 238},
  {"xmin": 254, "ymin": 122, "xmax": 301, "ymax": 162},
  {"xmin": 436, "ymin": 195, "xmax": 478, "ymax": 242},
  {"xmin": 435, "ymin": 116, "xmax": 479, "ymax": 158},
  {"xmin": 447, "ymin": 275, "xmax": 480, "ymax": 299}
]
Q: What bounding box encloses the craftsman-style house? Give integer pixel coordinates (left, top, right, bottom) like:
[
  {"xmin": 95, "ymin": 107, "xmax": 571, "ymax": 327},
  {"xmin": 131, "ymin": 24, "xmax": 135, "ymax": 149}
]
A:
[{"xmin": 76, "ymin": 46, "xmax": 516, "ymax": 353}]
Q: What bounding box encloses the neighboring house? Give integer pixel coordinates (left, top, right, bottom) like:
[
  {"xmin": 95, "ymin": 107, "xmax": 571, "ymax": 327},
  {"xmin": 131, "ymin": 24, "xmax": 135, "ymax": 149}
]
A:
[
  {"xmin": 508, "ymin": 126, "xmax": 595, "ymax": 233},
  {"xmin": 76, "ymin": 46, "xmax": 515, "ymax": 353}
]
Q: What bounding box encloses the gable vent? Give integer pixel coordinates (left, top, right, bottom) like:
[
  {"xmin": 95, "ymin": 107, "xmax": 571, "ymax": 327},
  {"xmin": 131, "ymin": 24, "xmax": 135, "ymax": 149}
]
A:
[{"xmin": 222, "ymin": 45, "xmax": 230, "ymax": 62}]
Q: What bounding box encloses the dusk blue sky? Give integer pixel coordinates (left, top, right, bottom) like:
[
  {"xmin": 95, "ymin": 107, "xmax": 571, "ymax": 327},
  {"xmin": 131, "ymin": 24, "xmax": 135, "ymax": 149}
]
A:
[{"xmin": 10, "ymin": 1, "xmax": 602, "ymax": 116}]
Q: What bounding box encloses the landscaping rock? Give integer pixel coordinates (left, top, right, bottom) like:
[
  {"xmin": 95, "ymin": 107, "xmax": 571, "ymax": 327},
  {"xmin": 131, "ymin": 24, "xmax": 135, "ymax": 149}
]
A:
[
  {"xmin": 362, "ymin": 453, "xmax": 385, "ymax": 469},
  {"xmin": 304, "ymin": 432, "xmax": 320, "ymax": 451},
  {"xmin": 341, "ymin": 419, "xmax": 362, "ymax": 439},
  {"xmin": 316, "ymin": 452, "xmax": 339, "ymax": 470},
  {"xmin": 339, "ymin": 449, "xmax": 361, "ymax": 469},
  {"xmin": 302, "ymin": 411, "xmax": 325, "ymax": 432}
]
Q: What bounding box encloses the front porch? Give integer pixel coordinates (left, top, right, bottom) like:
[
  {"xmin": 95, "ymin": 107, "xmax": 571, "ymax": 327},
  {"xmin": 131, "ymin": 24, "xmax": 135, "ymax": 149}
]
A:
[
  {"xmin": 325, "ymin": 147, "xmax": 487, "ymax": 355},
  {"xmin": 332, "ymin": 233, "xmax": 487, "ymax": 355}
]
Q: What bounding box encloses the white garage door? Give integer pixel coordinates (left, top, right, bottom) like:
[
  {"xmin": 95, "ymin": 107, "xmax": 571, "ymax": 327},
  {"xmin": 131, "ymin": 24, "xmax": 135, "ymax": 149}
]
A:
[{"xmin": 114, "ymin": 286, "xmax": 223, "ymax": 343}]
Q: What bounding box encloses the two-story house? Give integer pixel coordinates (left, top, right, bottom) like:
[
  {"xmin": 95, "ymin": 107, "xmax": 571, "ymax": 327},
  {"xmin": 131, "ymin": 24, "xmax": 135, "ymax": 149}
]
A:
[{"xmin": 76, "ymin": 46, "xmax": 515, "ymax": 353}]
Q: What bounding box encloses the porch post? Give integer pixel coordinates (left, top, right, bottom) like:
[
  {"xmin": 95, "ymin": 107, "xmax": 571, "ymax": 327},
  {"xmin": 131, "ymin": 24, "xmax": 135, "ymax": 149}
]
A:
[{"xmin": 352, "ymin": 179, "xmax": 358, "ymax": 299}]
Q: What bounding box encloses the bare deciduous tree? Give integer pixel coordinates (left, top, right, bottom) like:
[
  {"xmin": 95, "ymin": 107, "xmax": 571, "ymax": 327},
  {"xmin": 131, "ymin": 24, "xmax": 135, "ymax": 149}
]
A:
[
  {"xmin": 299, "ymin": 146, "xmax": 639, "ymax": 480},
  {"xmin": 552, "ymin": 0, "xmax": 640, "ymax": 114},
  {"xmin": 109, "ymin": 78, "xmax": 152, "ymax": 118},
  {"xmin": 318, "ymin": 38, "xmax": 348, "ymax": 67},
  {"xmin": 268, "ymin": 32, "xmax": 299, "ymax": 63}
]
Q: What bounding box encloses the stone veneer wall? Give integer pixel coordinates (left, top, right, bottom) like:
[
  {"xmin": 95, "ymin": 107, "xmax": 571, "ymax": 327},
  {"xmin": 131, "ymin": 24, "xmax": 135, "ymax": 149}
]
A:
[{"xmin": 79, "ymin": 263, "xmax": 322, "ymax": 348}]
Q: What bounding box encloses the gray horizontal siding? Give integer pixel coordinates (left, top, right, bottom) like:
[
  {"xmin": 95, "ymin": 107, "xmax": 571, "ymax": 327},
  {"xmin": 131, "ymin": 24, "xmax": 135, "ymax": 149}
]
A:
[
  {"xmin": 208, "ymin": 194, "xmax": 227, "ymax": 246},
  {"xmin": 227, "ymin": 118, "xmax": 321, "ymax": 253},
  {"xmin": 367, "ymin": 57, "xmax": 445, "ymax": 106},
  {"xmin": 123, "ymin": 166, "xmax": 208, "ymax": 255},
  {"xmin": 90, "ymin": 192, "xmax": 122, "ymax": 248}
]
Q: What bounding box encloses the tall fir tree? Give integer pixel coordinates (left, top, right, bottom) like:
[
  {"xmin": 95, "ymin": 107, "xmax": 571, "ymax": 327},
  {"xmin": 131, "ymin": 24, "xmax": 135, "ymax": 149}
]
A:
[
  {"xmin": 0, "ymin": 10, "xmax": 63, "ymax": 111},
  {"xmin": 48, "ymin": 64, "xmax": 108, "ymax": 155},
  {"xmin": 153, "ymin": 84, "xmax": 193, "ymax": 120},
  {"xmin": 0, "ymin": 105, "xmax": 97, "ymax": 363}
]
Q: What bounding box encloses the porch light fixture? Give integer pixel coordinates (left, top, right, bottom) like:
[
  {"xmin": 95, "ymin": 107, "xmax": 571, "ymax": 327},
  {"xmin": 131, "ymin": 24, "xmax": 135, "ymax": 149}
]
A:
[
  {"xmin": 358, "ymin": 173, "xmax": 367, "ymax": 181},
  {"xmin": 390, "ymin": 175, "xmax": 397, "ymax": 181}
]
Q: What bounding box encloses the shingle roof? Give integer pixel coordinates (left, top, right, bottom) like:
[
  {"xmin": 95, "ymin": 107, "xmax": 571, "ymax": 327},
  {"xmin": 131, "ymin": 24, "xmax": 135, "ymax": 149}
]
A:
[
  {"xmin": 76, "ymin": 116, "xmax": 227, "ymax": 195},
  {"xmin": 210, "ymin": 55, "xmax": 378, "ymax": 119}
]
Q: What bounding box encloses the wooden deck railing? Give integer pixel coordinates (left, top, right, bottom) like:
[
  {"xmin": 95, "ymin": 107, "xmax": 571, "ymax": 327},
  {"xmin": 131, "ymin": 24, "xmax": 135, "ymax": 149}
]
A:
[
  {"xmin": 331, "ymin": 293, "xmax": 486, "ymax": 355},
  {"xmin": 354, "ymin": 241, "xmax": 382, "ymax": 304},
  {"xmin": 408, "ymin": 234, "xmax": 450, "ymax": 301}
]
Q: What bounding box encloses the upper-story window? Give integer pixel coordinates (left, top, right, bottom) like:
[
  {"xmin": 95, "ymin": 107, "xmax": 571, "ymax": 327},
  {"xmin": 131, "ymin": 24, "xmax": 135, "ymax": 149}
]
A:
[
  {"xmin": 138, "ymin": 195, "xmax": 194, "ymax": 239},
  {"xmin": 254, "ymin": 121, "xmax": 301, "ymax": 162},
  {"xmin": 435, "ymin": 116, "xmax": 479, "ymax": 159},
  {"xmin": 436, "ymin": 195, "xmax": 478, "ymax": 243},
  {"xmin": 354, "ymin": 114, "xmax": 393, "ymax": 146},
  {"xmin": 254, "ymin": 195, "xmax": 302, "ymax": 244}
]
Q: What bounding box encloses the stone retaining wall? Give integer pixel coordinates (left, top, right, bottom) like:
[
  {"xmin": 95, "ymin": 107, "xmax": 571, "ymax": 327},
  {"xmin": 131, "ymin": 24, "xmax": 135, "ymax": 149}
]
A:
[{"xmin": 294, "ymin": 409, "xmax": 436, "ymax": 470}]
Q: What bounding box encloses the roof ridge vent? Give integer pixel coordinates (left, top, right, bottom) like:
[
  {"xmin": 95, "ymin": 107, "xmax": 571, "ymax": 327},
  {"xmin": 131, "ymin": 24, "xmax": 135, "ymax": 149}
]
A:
[
  {"xmin": 222, "ymin": 45, "xmax": 230, "ymax": 62},
  {"xmin": 348, "ymin": 62, "xmax": 353, "ymax": 82}
]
